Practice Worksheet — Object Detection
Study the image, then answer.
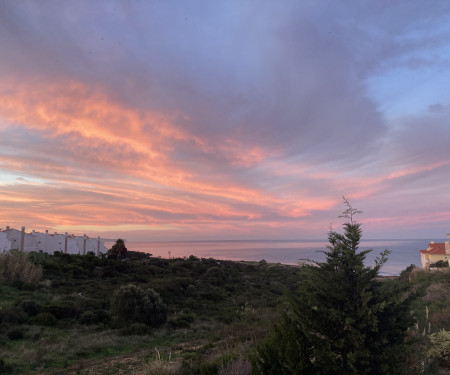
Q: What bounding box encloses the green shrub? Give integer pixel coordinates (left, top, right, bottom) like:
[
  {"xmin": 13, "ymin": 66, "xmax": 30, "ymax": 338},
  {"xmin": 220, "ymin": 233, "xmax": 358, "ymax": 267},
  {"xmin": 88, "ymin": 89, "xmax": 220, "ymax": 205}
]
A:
[
  {"xmin": 0, "ymin": 358, "xmax": 11, "ymax": 374},
  {"xmin": 79, "ymin": 310, "xmax": 97, "ymax": 325},
  {"xmin": 48, "ymin": 300, "xmax": 80, "ymax": 319},
  {"xmin": 43, "ymin": 260, "xmax": 61, "ymax": 271},
  {"xmin": 119, "ymin": 323, "xmax": 151, "ymax": 336},
  {"xmin": 33, "ymin": 312, "xmax": 57, "ymax": 326},
  {"xmin": 127, "ymin": 250, "xmax": 152, "ymax": 260},
  {"xmin": 185, "ymin": 284, "xmax": 197, "ymax": 298},
  {"xmin": 63, "ymin": 264, "xmax": 88, "ymax": 278},
  {"xmin": 168, "ymin": 314, "xmax": 194, "ymax": 329},
  {"xmin": 78, "ymin": 309, "xmax": 110, "ymax": 325},
  {"xmin": 428, "ymin": 329, "xmax": 450, "ymax": 368},
  {"xmin": 6, "ymin": 329, "xmax": 24, "ymax": 340},
  {"xmin": 181, "ymin": 359, "xmax": 220, "ymax": 375},
  {"xmin": 431, "ymin": 260, "xmax": 449, "ymax": 268},
  {"xmin": 0, "ymin": 307, "xmax": 28, "ymax": 324},
  {"xmin": 19, "ymin": 300, "xmax": 42, "ymax": 317},
  {"xmin": 82, "ymin": 298, "xmax": 106, "ymax": 310},
  {"xmin": 111, "ymin": 284, "xmax": 167, "ymax": 327},
  {"xmin": 95, "ymin": 309, "xmax": 111, "ymax": 324}
]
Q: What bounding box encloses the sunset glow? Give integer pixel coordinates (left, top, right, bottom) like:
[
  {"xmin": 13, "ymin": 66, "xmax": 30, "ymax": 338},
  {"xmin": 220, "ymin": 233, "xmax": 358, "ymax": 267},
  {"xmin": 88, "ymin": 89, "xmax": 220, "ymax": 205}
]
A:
[{"xmin": 1, "ymin": 2, "xmax": 450, "ymax": 241}]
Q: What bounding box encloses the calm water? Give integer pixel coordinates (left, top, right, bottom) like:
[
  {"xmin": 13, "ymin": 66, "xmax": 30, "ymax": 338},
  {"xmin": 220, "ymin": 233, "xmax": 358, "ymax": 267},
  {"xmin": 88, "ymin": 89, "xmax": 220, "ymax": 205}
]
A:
[{"xmin": 108, "ymin": 238, "xmax": 438, "ymax": 275}]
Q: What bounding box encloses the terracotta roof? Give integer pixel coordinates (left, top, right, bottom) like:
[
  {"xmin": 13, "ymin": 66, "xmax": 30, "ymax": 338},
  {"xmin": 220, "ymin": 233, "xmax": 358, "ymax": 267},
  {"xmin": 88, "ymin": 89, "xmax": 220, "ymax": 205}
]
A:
[{"xmin": 420, "ymin": 242, "xmax": 446, "ymax": 254}]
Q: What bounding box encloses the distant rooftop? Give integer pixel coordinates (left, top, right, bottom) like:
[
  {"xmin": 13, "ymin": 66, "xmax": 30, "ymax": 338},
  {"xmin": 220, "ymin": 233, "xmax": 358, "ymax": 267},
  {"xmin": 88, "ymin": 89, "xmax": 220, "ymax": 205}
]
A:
[{"xmin": 420, "ymin": 242, "xmax": 446, "ymax": 255}]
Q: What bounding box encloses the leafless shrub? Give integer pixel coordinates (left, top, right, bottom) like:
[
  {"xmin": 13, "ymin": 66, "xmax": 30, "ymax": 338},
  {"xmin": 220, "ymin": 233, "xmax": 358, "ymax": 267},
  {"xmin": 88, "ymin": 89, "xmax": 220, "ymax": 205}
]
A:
[
  {"xmin": 219, "ymin": 358, "xmax": 251, "ymax": 375},
  {"xmin": 430, "ymin": 309, "xmax": 450, "ymax": 331},
  {"xmin": 39, "ymin": 279, "xmax": 51, "ymax": 288},
  {"xmin": 422, "ymin": 283, "xmax": 450, "ymax": 303},
  {"xmin": 144, "ymin": 348, "xmax": 181, "ymax": 375}
]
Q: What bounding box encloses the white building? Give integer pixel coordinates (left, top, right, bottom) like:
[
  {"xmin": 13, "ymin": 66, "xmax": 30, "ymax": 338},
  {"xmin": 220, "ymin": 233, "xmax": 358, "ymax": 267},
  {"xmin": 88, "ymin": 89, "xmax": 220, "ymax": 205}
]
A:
[
  {"xmin": 420, "ymin": 235, "xmax": 450, "ymax": 269},
  {"xmin": 0, "ymin": 226, "xmax": 107, "ymax": 255}
]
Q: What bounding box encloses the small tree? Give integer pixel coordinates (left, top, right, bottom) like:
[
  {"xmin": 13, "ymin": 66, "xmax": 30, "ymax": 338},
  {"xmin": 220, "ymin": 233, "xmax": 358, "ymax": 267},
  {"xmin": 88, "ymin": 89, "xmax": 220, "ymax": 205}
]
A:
[
  {"xmin": 111, "ymin": 284, "xmax": 167, "ymax": 327},
  {"xmin": 108, "ymin": 239, "xmax": 128, "ymax": 259},
  {"xmin": 252, "ymin": 198, "xmax": 414, "ymax": 374}
]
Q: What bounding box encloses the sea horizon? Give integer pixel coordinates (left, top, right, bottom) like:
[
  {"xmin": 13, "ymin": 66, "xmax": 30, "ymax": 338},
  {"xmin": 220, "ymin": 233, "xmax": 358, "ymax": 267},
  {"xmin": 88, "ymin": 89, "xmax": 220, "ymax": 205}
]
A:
[{"xmin": 105, "ymin": 238, "xmax": 440, "ymax": 276}]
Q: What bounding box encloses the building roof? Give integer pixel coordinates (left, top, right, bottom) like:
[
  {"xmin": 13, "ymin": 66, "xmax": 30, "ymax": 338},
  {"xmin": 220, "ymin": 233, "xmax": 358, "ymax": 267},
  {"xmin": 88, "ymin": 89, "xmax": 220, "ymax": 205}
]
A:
[{"xmin": 420, "ymin": 242, "xmax": 446, "ymax": 254}]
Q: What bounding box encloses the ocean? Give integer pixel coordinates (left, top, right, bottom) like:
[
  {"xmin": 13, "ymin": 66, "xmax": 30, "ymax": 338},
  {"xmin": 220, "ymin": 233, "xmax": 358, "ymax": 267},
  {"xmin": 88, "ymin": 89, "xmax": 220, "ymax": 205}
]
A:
[{"xmin": 110, "ymin": 238, "xmax": 438, "ymax": 276}]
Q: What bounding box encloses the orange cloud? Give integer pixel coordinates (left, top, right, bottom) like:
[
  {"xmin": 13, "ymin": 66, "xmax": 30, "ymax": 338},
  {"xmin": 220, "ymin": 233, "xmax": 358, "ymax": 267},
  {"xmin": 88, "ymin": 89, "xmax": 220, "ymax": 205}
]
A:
[{"xmin": 0, "ymin": 77, "xmax": 345, "ymax": 238}]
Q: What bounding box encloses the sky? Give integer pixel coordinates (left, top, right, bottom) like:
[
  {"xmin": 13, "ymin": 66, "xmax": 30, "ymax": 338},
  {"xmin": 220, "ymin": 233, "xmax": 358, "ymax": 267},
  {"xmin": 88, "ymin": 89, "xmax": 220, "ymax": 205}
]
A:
[{"xmin": 1, "ymin": 1, "xmax": 450, "ymax": 241}]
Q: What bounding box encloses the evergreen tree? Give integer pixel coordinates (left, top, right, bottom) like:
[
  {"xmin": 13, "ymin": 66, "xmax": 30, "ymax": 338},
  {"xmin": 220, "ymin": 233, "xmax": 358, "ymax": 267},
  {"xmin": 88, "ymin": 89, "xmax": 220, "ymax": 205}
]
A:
[
  {"xmin": 252, "ymin": 199, "xmax": 414, "ymax": 374},
  {"xmin": 107, "ymin": 239, "xmax": 128, "ymax": 259}
]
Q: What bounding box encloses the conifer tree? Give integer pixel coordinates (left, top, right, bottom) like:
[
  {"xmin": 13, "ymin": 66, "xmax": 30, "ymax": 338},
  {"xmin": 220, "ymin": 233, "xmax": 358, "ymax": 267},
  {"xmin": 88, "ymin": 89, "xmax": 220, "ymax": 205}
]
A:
[
  {"xmin": 252, "ymin": 198, "xmax": 414, "ymax": 374},
  {"xmin": 107, "ymin": 239, "xmax": 128, "ymax": 259}
]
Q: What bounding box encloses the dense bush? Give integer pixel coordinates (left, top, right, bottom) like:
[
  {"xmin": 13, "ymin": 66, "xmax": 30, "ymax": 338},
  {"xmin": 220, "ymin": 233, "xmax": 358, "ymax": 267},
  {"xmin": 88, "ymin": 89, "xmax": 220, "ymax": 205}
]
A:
[
  {"xmin": 6, "ymin": 329, "xmax": 24, "ymax": 340},
  {"xmin": 79, "ymin": 310, "xmax": 97, "ymax": 325},
  {"xmin": 63, "ymin": 264, "xmax": 88, "ymax": 278},
  {"xmin": 111, "ymin": 284, "xmax": 167, "ymax": 327},
  {"xmin": 168, "ymin": 313, "xmax": 195, "ymax": 329},
  {"xmin": 48, "ymin": 300, "xmax": 81, "ymax": 319},
  {"xmin": 0, "ymin": 307, "xmax": 28, "ymax": 324},
  {"xmin": 431, "ymin": 260, "xmax": 449, "ymax": 268},
  {"xmin": 33, "ymin": 312, "xmax": 57, "ymax": 326},
  {"xmin": 428, "ymin": 329, "xmax": 450, "ymax": 368},
  {"xmin": 79, "ymin": 309, "xmax": 110, "ymax": 325},
  {"xmin": 126, "ymin": 250, "xmax": 152, "ymax": 259},
  {"xmin": 119, "ymin": 323, "xmax": 151, "ymax": 336},
  {"xmin": 19, "ymin": 300, "xmax": 42, "ymax": 317},
  {"xmin": 0, "ymin": 358, "xmax": 11, "ymax": 374}
]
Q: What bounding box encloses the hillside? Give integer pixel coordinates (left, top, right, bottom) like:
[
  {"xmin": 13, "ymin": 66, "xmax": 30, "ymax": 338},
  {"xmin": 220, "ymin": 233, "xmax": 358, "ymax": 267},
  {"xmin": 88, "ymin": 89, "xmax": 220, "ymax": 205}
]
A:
[{"xmin": 0, "ymin": 251, "xmax": 449, "ymax": 374}]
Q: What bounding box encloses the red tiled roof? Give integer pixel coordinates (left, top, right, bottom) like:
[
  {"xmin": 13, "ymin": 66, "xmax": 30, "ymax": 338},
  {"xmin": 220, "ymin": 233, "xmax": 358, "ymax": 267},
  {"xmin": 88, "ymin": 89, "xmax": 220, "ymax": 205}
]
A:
[{"xmin": 420, "ymin": 242, "xmax": 446, "ymax": 254}]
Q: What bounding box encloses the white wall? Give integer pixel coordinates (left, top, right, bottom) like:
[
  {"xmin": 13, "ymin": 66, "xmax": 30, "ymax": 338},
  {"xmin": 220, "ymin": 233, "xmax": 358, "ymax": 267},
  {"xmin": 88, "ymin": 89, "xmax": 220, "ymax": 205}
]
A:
[
  {"xmin": 0, "ymin": 231, "xmax": 11, "ymax": 252},
  {"xmin": 0, "ymin": 228, "xmax": 107, "ymax": 255},
  {"xmin": 4, "ymin": 228, "xmax": 22, "ymax": 250}
]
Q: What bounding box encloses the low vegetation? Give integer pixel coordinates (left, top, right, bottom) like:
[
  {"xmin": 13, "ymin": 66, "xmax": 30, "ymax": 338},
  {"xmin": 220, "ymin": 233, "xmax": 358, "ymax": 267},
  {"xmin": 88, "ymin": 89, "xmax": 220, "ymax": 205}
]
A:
[
  {"xmin": 0, "ymin": 232, "xmax": 449, "ymax": 373},
  {"xmin": 0, "ymin": 248, "xmax": 300, "ymax": 374}
]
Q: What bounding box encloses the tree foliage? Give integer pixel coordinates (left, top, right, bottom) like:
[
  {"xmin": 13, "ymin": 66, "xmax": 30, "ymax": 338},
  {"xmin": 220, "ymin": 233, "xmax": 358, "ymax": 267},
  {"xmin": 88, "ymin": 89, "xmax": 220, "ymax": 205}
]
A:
[
  {"xmin": 111, "ymin": 284, "xmax": 167, "ymax": 327},
  {"xmin": 108, "ymin": 239, "xmax": 128, "ymax": 259},
  {"xmin": 430, "ymin": 260, "xmax": 449, "ymax": 268},
  {"xmin": 252, "ymin": 199, "xmax": 415, "ymax": 374}
]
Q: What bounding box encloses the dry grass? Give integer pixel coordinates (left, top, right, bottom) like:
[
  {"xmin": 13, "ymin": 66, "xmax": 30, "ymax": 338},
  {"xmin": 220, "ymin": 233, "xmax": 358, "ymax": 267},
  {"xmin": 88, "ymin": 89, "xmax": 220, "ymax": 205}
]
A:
[
  {"xmin": 0, "ymin": 249, "xmax": 43, "ymax": 283},
  {"xmin": 422, "ymin": 283, "xmax": 450, "ymax": 303},
  {"xmin": 143, "ymin": 348, "xmax": 181, "ymax": 375},
  {"xmin": 219, "ymin": 358, "xmax": 251, "ymax": 375}
]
